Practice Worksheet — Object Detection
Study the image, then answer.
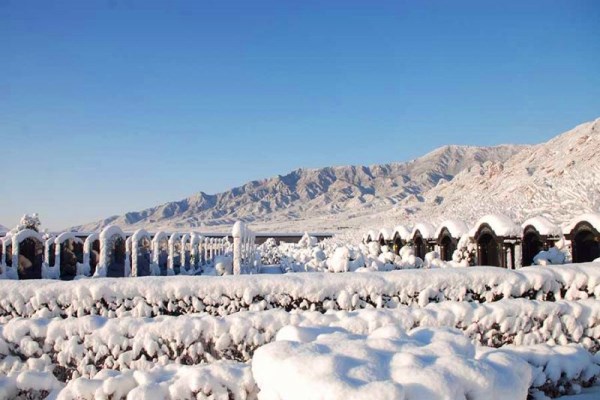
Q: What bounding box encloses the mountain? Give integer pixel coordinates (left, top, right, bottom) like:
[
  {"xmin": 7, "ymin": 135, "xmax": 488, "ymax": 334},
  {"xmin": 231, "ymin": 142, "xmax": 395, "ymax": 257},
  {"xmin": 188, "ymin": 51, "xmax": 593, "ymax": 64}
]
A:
[
  {"xmin": 72, "ymin": 145, "xmax": 524, "ymax": 233},
  {"xmin": 388, "ymin": 118, "xmax": 600, "ymax": 230}
]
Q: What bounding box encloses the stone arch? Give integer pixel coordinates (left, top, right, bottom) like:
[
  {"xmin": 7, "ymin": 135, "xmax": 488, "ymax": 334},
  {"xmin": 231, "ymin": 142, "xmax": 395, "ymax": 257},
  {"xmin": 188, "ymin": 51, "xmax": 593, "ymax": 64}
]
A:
[
  {"xmin": 55, "ymin": 233, "xmax": 84, "ymax": 280},
  {"xmin": 412, "ymin": 230, "xmax": 427, "ymax": 260},
  {"xmin": 168, "ymin": 233, "xmax": 182, "ymax": 275},
  {"xmin": 13, "ymin": 229, "xmax": 44, "ymax": 279},
  {"xmin": 521, "ymin": 226, "xmax": 544, "ymax": 267},
  {"xmin": 83, "ymin": 233, "xmax": 100, "ymax": 276},
  {"xmin": 97, "ymin": 226, "xmax": 127, "ymax": 277},
  {"xmin": 151, "ymin": 231, "xmax": 169, "ymax": 276},
  {"xmin": 437, "ymin": 227, "xmax": 455, "ymax": 262},
  {"xmin": 475, "ymin": 224, "xmax": 501, "ymax": 267},
  {"xmin": 131, "ymin": 229, "xmax": 152, "ymax": 277},
  {"xmin": 570, "ymin": 221, "xmax": 600, "ymax": 263}
]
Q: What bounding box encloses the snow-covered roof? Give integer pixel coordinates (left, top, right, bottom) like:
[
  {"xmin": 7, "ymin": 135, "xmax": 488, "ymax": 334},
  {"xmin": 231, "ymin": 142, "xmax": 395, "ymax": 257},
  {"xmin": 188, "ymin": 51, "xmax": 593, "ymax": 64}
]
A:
[
  {"xmin": 366, "ymin": 230, "xmax": 377, "ymax": 242},
  {"xmin": 168, "ymin": 232, "xmax": 182, "ymax": 245},
  {"xmin": 411, "ymin": 222, "xmax": 436, "ymax": 239},
  {"xmin": 12, "ymin": 229, "xmax": 44, "ymax": 244},
  {"xmin": 435, "ymin": 220, "xmax": 469, "ymax": 239},
  {"xmin": 55, "ymin": 232, "xmax": 84, "ymax": 245},
  {"xmin": 521, "ymin": 216, "xmax": 562, "ymax": 237},
  {"xmin": 469, "ymin": 214, "xmax": 521, "ymax": 238},
  {"xmin": 378, "ymin": 228, "xmax": 393, "ymax": 241},
  {"xmin": 152, "ymin": 231, "xmax": 169, "ymax": 245},
  {"xmin": 99, "ymin": 225, "xmax": 125, "ymax": 242},
  {"xmin": 131, "ymin": 229, "xmax": 151, "ymax": 244},
  {"xmin": 392, "ymin": 225, "xmax": 412, "ymax": 241},
  {"xmin": 566, "ymin": 213, "xmax": 600, "ymax": 233}
]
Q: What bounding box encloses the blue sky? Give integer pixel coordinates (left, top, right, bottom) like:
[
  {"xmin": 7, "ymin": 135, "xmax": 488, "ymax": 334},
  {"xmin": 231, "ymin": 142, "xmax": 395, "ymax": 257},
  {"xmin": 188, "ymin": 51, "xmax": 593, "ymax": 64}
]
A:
[{"xmin": 1, "ymin": 0, "xmax": 599, "ymax": 230}]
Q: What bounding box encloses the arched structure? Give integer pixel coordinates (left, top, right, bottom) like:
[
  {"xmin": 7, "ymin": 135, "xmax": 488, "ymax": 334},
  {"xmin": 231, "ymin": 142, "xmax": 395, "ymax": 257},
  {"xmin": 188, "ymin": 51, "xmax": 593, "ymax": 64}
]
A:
[
  {"xmin": 83, "ymin": 233, "xmax": 100, "ymax": 276},
  {"xmin": 96, "ymin": 225, "xmax": 127, "ymax": 278},
  {"xmin": 364, "ymin": 230, "xmax": 377, "ymax": 244},
  {"xmin": 55, "ymin": 232, "xmax": 84, "ymax": 280},
  {"xmin": 151, "ymin": 231, "xmax": 169, "ymax": 276},
  {"xmin": 377, "ymin": 228, "xmax": 393, "ymax": 248},
  {"xmin": 471, "ymin": 214, "xmax": 520, "ymax": 269},
  {"xmin": 131, "ymin": 229, "xmax": 152, "ymax": 277},
  {"xmin": 411, "ymin": 223, "xmax": 436, "ymax": 260},
  {"xmin": 12, "ymin": 229, "xmax": 44, "ymax": 280},
  {"xmin": 391, "ymin": 225, "xmax": 411, "ymax": 255},
  {"xmin": 567, "ymin": 214, "xmax": 600, "ymax": 263},
  {"xmin": 190, "ymin": 233, "xmax": 202, "ymax": 271},
  {"xmin": 521, "ymin": 216, "xmax": 562, "ymax": 266},
  {"xmin": 180, "ymin": 233, "xmax": 191, "ymax": 273},
  {"xmin": 1, "ymin": 235, "xmax": 16, "ymax": 279},
  {"xmin": 435, "ymin": 220, "xmax": 469, "ymax": 262},
  {"xmin": 168, "ymin": 232, "xmax": 182, "ymax": 275}
]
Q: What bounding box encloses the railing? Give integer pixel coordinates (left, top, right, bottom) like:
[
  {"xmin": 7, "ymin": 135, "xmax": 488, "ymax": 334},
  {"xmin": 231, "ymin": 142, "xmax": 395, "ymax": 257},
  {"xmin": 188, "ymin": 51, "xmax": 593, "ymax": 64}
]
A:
[{"xmin": 232, "ymin": 221, "xmax": 257, "ymax": 275}]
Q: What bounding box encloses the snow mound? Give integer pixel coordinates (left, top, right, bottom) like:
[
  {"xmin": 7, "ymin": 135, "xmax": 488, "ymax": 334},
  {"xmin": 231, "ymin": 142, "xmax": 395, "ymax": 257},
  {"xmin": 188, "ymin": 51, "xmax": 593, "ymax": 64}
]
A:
[
  {"xmin": 253, "ymin": 325, "xmax": 531, "ymax": 400},
  {"xmin": 522, "ymin": 216, "xmax": 562, "ymax": 236},
  {"xmin": 470, "ymin": 214, "xmax": 521, "ymax": 237}
]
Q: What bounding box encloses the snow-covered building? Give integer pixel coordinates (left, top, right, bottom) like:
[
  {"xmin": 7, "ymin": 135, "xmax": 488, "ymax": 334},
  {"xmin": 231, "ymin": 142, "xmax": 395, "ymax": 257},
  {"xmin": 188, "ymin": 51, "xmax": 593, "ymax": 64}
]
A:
[
  {"xmin": 471, "ymin": 214, "xmax": 521, "ymax": 269},
  {"xmin": 567, "ymin": 214, "xmax": 600, "ymax": 263},
  {"xmin": 521, "ymin": 216, "xmax": 562, "ymax": 267},
  {"xmin": 435, "ymin": 220, "xmax": 469, "ymax": 261},
  {"xmin": 411, "ymin": 223, "xmax": 436, "ymax": 259},
  {"xmin": 391, "ymin": 225, "xmax": 411, "ymax": 255},
  {"xmin": 377, "ymin": 228, "xmax": 393, "ymax": 247}
]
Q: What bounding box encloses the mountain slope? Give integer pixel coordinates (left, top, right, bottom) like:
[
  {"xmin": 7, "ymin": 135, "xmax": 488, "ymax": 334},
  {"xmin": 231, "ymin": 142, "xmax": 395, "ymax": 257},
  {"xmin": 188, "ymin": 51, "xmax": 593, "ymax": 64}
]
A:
[
  {"xmin": 385, "ymin": 118, "xmax": 600, "ymax": 230},
  {"xmin": 72, "ymin": 145, "xmax": 524, "ymax": 232}
]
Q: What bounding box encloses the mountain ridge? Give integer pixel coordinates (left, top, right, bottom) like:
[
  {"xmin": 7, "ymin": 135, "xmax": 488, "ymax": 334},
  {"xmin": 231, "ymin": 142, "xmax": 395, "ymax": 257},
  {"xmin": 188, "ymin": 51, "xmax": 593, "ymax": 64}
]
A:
[{"xmin": 72, "ymin": 144, "xmax": 525, "ymax": 232}]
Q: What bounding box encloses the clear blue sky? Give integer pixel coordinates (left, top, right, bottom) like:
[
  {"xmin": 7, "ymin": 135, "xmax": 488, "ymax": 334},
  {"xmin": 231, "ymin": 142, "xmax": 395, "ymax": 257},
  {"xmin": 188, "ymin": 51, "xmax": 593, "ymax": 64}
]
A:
[{"xmin": 1, "ymin": 0, "xmax": 599, "ymax": 230}]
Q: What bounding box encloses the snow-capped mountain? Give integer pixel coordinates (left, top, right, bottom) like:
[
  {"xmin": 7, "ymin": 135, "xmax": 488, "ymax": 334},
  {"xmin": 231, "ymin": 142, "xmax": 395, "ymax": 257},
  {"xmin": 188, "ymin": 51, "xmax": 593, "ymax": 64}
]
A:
[
  {"xmin": 73, "ymin": 117, "xmax": 600, "ymax": 235},
  {"xmin": 72, "ymin": 145, "xmax": 523, "ymax": 233},
  {"xmin": 391, "ymin": 118, "xmax": 600, "ymax": 230}
]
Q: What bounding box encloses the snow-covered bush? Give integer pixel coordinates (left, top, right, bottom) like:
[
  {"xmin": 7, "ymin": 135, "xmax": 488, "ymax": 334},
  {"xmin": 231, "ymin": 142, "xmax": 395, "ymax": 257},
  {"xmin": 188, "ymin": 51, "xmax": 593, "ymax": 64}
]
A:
[
  {"xmin": 452, "ymin": 234, "xmax": 476, "ymax": 266},
  {"xmin": 13, "ymin": 213, "xmax": 42, "ymax": 233},
  {"xmin": 1, "ymin": 264, "xmax": 600, "ymax": 321},
  {"xmin": 258, "ymin": 238, "xmax": 282, "ymax": 265}
]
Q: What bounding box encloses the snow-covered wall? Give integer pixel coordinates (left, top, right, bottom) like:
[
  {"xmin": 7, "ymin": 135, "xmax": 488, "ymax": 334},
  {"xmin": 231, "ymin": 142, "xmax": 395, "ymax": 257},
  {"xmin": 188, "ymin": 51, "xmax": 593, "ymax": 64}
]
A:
[{"xmin": 1, "ymin": 264, "xmax": 599, "ymax": 321}]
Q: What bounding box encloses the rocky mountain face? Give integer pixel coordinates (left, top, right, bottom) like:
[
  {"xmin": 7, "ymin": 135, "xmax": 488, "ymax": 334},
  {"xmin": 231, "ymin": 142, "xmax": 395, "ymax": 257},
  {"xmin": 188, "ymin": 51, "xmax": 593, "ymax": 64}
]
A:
[
  {"xmin": 72, "ymin": 145, "xmax": 524, "ymax": 233},
  {"xmin": 74, "ymin": 117, "xmax": 600, "ymax": 235},
  {"xmin": 392, "ymin": 118, "xmax": 600, "ymax": 230}
]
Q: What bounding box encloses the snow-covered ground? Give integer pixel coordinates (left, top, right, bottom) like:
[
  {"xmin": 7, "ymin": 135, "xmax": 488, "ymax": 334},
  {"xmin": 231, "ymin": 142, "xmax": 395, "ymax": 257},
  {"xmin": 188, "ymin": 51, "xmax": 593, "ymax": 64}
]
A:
[{"xmin": 1, "ymin": 262, "xmax": 600, "ymax": 399}]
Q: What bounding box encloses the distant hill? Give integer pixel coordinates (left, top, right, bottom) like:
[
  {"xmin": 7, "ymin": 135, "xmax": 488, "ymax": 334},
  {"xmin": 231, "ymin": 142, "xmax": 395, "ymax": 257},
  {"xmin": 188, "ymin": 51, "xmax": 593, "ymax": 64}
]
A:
[{"xmin": 72, "ymin": 145, "xmax": 524, "ymax": 233}]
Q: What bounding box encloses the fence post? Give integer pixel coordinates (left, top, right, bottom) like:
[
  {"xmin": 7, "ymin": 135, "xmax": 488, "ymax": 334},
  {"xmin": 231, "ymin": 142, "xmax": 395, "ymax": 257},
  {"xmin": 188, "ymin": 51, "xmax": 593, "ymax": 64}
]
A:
[{"xmin": 232, "ymin": 222, "xmax": 244, "ymax": 275}]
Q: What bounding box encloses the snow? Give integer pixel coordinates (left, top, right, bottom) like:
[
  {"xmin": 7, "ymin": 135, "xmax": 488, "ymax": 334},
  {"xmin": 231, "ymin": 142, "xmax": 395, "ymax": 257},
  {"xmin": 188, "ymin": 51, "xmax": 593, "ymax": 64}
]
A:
[
  {"xmin": 378, "ymin": 228, "xmax": 393, "ymax": 241},
  {"xmin": 566, "ymin": 213, "xmax": 600, "ymax": 233},
  {"xmin": 434, "ymin": 219, "xmax": 469, "ymax": 239},
  {"xmin": 522, "ymin": 215, "xmax": 563, "ymax": 237},
  {"xmin": 411, "ymin": 222, "xmax": 436, "ymax": 239},
  {"xmin": 470, "ymin": 213, "xmax": 521, "ymax": 237},
  {"xmin": 392, "ymin": 225, "xmax": 411, "ymax": 242}
]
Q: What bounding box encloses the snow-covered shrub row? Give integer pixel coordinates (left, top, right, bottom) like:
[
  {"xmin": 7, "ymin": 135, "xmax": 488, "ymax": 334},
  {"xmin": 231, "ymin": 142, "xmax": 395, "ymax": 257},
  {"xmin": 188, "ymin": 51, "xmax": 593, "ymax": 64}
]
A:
[
  {"xmin": 4, "ymin": 326, "xmax": 598, "ymax": 400},
  {"xmin": 0, "ymin": 361, "xmax": 257, "ymax": 400},
  {"xmin": 258, "ymin": 233, "xmax": 432, "ymax": 273},
  {"xmin": 254, "ymin": 325, "xmax": 600, "ymax": 400},
  {"xmin": 1, "ymin": 264, "xmax": 600, "ymax": 321},
  {"xmin": 2, "ymin": 299, "xmax": 600, "ymax": 382}
]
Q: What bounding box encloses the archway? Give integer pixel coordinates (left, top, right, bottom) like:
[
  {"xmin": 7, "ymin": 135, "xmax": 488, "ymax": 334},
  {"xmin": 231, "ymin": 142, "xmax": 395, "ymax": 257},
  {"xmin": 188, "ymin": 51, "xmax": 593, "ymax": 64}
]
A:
[
  {"xmin": 392, "ymin": 233, "xmax": 404, "ymax": 256},
  {"xmin": 106, "ymin": 235, "xmax": 126, "ymax": 277},
  {"xmin": 477, "ymin": 232, "xmax": 500, "ymax": 267},
  {"xmin": 573, "ymin": 230, "xmax": 600, "ymax": 263},
  {"xmin": 413, "ymin": 233, "xmax": 426, "ymax": 259},
  {"xmin": 59, "ymin": 238, "xmax": 82, "ymax": 280},
  {"xmin": 439, "ymin": 234, "xmax": 454, "ymax": 261},
  {"xmin": 132, "ymin": 229, "xmax": 152, "ymax": 277},
  {"xmin": 17, "ymin": 236, "xmax": 44, "ymax": 279},
  {"xmin": 522, "ymin": 229, "xmax": 544, "ymax": 267}
]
